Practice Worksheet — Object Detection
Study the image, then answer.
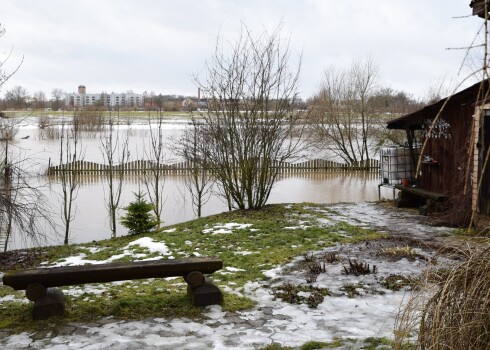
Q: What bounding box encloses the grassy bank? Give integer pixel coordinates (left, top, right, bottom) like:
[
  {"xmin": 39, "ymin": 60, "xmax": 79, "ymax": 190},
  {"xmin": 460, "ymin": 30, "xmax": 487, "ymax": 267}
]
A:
[{"xmin": 0, "ymin": 203, "xmax": 382, "ymax": 332}]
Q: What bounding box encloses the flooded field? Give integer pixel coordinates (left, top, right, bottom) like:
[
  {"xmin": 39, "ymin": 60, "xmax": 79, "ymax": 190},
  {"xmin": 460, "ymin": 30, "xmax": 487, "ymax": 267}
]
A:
[{"xmin": 2, "ymin": 117, "xmax": 391, "ymax": 250}]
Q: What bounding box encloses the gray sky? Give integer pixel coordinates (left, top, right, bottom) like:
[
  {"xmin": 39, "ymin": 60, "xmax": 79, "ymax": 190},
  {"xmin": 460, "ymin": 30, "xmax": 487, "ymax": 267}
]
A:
[{"xmin": 0, "ymin": 0, "xmax": 485, "ymax": 100}]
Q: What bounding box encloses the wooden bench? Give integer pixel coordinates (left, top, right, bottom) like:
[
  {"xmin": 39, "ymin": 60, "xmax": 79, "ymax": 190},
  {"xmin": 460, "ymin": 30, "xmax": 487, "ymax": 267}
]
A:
[
  {"xmin": 394, "ymin": 184, "xmax": 448, "ymax": 215},
  {"xmin": 2, "ymin": 257, "xmax": 223, "ymax": 320}
]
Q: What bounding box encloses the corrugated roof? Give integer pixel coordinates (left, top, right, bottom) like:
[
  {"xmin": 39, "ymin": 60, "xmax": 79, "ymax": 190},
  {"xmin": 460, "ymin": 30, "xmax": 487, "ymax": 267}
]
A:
[{"xmin": 386, "ymin": 80, "xmax": 490, "ymax": 130}]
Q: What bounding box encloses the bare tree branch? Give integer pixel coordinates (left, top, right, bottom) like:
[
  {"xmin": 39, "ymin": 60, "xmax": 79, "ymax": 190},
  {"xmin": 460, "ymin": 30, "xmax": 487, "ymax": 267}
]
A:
[{"xmin": 194, "ymin": 22, "xmax": 305, "ymax": 210}]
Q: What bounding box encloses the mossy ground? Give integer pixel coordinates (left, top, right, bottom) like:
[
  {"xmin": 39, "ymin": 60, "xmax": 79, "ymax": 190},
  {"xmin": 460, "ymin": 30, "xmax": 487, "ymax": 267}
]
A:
[{"xmin": 0, "ymin": 203, "xmax": 383, "ymax": 334}]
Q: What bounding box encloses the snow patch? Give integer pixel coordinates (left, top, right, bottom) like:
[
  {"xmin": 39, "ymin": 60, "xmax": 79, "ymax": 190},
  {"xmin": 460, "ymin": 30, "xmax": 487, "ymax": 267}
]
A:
[
  {"xmin": 50, "ymin": 237, "xmax": 172, "ymax": 267},
  {"xmin": 234, "ymin": 251, "xmax": 255, "ymax": 255},
  {"xmin": 202, "ymin": 223, "xmax": 253, "ymax": 235}
]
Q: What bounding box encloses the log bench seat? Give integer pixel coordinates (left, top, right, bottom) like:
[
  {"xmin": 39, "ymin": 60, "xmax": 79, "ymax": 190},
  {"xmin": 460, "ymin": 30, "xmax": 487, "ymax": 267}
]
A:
[
  {"xmin": 2, "ymin": 257, "xmax": 223, "ymax": 320},
  {"xmin": 394, "ymin": 184, "xmax": 448, "ymax": 215}
]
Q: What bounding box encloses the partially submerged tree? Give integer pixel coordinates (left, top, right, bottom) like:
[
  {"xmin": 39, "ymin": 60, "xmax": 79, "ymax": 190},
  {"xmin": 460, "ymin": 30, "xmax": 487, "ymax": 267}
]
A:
[
  {"xmin": 195, "ymin": 23, "xmax": 305, "ymax": 210},
  {"xmin": 0, "ymin": 23, "xmax": 53, "ymax": 251},
  {"xmin": 59, "ymin": 120, "xmax": 84, "ymax": 245},
  {"xmin": 176, "ymin": 117, "xmax": 213, "ymax": 217},
  {"xmin": 0, "ymin": 140, "xmax": 55, "ymax": 251},
  {"xmin": 143, "ymin": 109, "xmax": 166, "ymax": 226},
  {"xmin": 100, "ymin": 115, "xmax": 130, "ymax": 238},
  {"xmin": 309, "ymin": 58, "xmax": 382, "ymax": 164}
]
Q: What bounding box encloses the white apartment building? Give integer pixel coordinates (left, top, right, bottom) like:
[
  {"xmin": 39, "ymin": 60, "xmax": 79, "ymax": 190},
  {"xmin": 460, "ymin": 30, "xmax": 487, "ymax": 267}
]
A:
[{"xmin": 66, "ymin": 86, "xmax": 145, "ymax": 108}]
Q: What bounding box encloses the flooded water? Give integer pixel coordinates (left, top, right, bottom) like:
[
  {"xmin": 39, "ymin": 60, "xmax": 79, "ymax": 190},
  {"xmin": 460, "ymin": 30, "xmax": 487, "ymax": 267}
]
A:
[{"xmin": 2, "ymin": 117, "xmax": 391, "ymax": 250}]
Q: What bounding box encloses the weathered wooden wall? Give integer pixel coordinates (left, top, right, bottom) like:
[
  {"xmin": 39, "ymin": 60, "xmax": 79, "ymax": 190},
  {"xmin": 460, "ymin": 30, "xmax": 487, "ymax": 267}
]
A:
[
  {"xmin": 479, "ymin": 113, "xmax": 490, "ymax": 214},
  {"xmin": 418, "ymin": 102, "xmax": 475, "ymax": 197}
]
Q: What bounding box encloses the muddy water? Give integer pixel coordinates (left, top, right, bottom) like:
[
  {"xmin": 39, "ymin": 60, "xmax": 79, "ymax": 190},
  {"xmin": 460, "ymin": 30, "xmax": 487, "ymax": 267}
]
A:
[
  {"xmin": 3, "ymin": 119, "xmax": 390, "ymax": 250},
  {"xmin": 6, "ymin": 172, "xmax": 389, "ymax": 250}
]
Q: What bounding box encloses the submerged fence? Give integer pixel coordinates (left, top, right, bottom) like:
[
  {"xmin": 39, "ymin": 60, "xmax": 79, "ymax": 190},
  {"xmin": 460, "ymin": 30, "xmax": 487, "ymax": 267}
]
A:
[
  {"xmin": 0, "ymin": 234, "xmax": 6, "ymax": 253},
  {"xmin": 47, "ymin": 158, "xmax": 379, "ymax": 175}
]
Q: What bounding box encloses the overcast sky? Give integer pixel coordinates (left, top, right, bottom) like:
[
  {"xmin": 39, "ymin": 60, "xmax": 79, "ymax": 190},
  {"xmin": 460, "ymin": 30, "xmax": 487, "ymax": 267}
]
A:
[{"xmin": 0, "ymin": 0, "xmax": 485, "ymax": 100}]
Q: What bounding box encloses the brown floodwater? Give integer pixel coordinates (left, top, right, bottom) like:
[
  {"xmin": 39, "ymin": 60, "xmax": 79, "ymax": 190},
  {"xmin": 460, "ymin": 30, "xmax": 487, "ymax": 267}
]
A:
[
  {"xmin": 5, "ymin": 171, "xmax": 392, "ymax": 250},
  {"xmin": 3, "ymin": 119, "xmax": 391, "ymax": 250}
]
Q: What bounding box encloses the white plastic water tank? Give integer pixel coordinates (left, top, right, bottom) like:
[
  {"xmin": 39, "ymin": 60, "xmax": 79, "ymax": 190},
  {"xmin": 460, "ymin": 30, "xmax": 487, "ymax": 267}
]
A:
[{"xmin": 379, "ymin": 146, "xmax": 414, "ymax": 185}]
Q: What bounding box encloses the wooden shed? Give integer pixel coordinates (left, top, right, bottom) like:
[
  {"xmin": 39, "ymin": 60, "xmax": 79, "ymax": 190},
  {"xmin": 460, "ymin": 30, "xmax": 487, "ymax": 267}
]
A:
[
  {"xmin": 470, "ymin": 0, "xmax": 490, "ymax": 19},
  {"xmin": 386, "ymin": 80, "xmax": 490, "ymax": 221}
]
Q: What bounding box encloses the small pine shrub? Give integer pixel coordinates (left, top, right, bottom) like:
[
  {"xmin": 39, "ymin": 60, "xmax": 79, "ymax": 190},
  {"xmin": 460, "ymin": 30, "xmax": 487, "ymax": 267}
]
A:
[{"xmin": 120, "ymin": 191, "xmax": 159, "ymax": 235}]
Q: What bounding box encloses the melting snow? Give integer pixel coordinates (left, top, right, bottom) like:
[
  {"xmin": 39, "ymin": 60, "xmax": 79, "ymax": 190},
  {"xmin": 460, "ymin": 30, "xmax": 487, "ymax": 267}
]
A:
[
  {"xmin": 225, "ymin": 266, "xmax": 246, "ymax": 272},
  {"xmin": 202, "ymin": 223, "xmax": 253, "ymax": 235},
  {"xmin": 0, "ymin": 203, "xmax": 459, "ymax": 349},
  {"xmin": 162, "ymin": 228, "xmax": 177, "ymax": 233},
  {"xmin": 234, "ymin": 251, "xmax": 255, "ymax": 255},
  {"xmin": 49, "ymin": 237, "xmax": 173, "ymax": 267}
]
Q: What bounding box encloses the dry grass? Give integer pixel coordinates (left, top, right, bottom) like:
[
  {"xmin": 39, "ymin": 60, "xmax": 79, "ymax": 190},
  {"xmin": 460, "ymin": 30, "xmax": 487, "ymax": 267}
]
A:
[
  {"xmin": 394, "ymin": 244, "xmax": 490, "ymax": 350},
  {"xmin": 432, "ymin": 191, "xmax": 473, "ymax": 228}
]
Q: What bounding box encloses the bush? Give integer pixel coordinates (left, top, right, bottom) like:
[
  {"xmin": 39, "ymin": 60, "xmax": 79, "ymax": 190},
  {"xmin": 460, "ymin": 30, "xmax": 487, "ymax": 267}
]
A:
[
  {"xmin": 417, "ymin": 245, "xmax": 490, "ymax": 349},
  {"xmin": 120, "ymin": 191, "xmax": 158, "ymax": 235}
]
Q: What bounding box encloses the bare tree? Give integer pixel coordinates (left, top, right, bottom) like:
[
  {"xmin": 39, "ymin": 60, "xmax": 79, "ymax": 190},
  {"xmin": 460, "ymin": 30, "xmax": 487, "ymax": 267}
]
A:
[
  {"xmin": 143, "ymin": 108, "xmax": 166, "ymax": 226},
  {"xmin": 51, "ymin": 88, "xmax": 65, "ymax": 111},
  {"xmin": 0, "ymin": 130, "xmax": 55, "ymax": 251},
  {"xmin": 351, "ymin": 57, "xmax": 379, "ymax": 161},
  {"xmin": 100, "ymin": 115, "xmax": 130, "ymax": 238},
  {"xmin": 176, "ymin": 118, "xmax": 213, "ymax": 217},
  {"xmin": 309, "ymin": 58, "xmax": 382, "ymax": 164},
  {"xmin": 0, "ymin": 23, "xmax": 54, "ymax": 251},
  {"xmin": 59, "ymin": 120, "xmax": 84, "ymax": 245},
  {"xmin": 422, "ymin": 76, "xmax": 456, "ymax": 105},
  {"xmin": 194, "ymin": 23, "xmax": 304, "ymax": 210},
  {"xmin": 5, "ymin": 85, "xmax": 28, "ymax": 109},
  {"xmin": 32, "ymin": 90, "xmax": 46, "ymax": 109}
]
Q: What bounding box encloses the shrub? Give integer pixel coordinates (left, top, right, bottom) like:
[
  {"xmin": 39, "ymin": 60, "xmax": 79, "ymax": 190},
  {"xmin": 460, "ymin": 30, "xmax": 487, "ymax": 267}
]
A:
[
  {"xmin": 417, "ymin": 245, "xmax": 490, "ymax": 349},
  {"xmin": 395, "ymin": 244, "xmax": 490, "ymax": 350},
  {"xmin": 120, "ymin": 191, "xmax": 159, "ymax": 235}
]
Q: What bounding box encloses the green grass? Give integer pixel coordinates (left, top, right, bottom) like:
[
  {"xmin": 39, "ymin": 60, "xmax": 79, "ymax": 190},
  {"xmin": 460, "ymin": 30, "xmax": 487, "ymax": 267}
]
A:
[
  {"xmin": 259, "ymin": 338, "xmax": 410, "ymax": 350},
  {"xmin": 340, "ymin": 283, "xmax": 364, "ymax": 298},
  {"xmin": 272, "ymin": 283, "xmax": 331, "ymax": 308},
  {"xmin": 300, "ymin": 341, "xmax": 334, "ymax": 350},
  {"xmin": 0, "ymin": 203, "xmax": 383, "ymax": 332}
]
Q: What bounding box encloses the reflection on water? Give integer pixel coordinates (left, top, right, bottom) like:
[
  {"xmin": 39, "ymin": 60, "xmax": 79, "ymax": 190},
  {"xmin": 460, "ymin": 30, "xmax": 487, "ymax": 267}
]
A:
[
  {"xmin": 7, "ymin": 171, "xmax": 390, "ymax": 250},
  {"xmin": 4, "ymin": 119, "xmax": 388, "ymax": 250}
]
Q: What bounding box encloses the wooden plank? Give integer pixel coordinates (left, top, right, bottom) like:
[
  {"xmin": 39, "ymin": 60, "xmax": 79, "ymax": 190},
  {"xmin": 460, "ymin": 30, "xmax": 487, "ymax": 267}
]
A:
[
  {"xmin": 394, "ymin": 184, "xmax": 448, "ymax": 201},
  {"xmin": 3, "ymin": 257, "xmax": 223, "ymax": 290}
]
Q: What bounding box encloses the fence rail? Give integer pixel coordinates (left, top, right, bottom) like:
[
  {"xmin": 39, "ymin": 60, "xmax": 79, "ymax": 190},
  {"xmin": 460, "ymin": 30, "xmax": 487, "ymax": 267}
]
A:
[
  {"xmin": 47, "ymin": 158, "xmax": 379, "ymax": 175},
  {"xmin": 0, "ymin": 235, "xmax": 6, "ymax": 252}
]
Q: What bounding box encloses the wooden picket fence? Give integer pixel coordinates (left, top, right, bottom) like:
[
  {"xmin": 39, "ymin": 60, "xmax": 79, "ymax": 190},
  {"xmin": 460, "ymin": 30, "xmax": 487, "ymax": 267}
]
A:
[
  {"xmin": 0, "ymin": 234, "xmax": 6, "ymax": 253},
  {"xmin": 47, "ymin": 158, "xmax": 379, "ymax": 175}
]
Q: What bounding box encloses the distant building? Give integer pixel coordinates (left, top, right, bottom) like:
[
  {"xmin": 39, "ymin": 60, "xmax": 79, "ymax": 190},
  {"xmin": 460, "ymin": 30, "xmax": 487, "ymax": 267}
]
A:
[{"xmin": 66, "ymin": 85, "xmax": 145, "ymax": 108}]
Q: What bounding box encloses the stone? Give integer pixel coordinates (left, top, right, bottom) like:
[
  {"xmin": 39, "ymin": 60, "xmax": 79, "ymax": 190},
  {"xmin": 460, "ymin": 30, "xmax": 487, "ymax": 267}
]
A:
[
  {"xmin": 31, "ymin": 330, "xmax": 52, "ymax": 341},
  {"xmin": 226, "ymin": 316, "xmax": 246, "ymax": 325},
  {"xmin": 261, "ymin": 307, "xmax": 274, "ymax": 316},
  {"xmin": 247, "ymin": 319, "xmax": 267, "ymax": 328},
  {"xmin": 57, "ymin": 326, "xmax": 76, "ymax": 335}
]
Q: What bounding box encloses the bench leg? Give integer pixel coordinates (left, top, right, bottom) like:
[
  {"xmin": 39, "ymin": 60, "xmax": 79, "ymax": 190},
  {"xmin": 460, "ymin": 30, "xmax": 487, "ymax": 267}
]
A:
[
  {"xmin": 32, "ymin": 287, "xmax": 65, "ymax": 320},
  {"xmin": 185, "ymin": 274, "xmax": 223, "ymax": 307},
  {"xmin": 187, "ymin": 279, "xmax": 223, "ymax": 307}
]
